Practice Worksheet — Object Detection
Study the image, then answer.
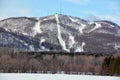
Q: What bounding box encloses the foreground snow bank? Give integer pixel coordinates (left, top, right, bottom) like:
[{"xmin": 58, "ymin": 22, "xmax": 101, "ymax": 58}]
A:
[{"xmin": 0, "ymin": 73, "xmax": 119, "ymax": 80}]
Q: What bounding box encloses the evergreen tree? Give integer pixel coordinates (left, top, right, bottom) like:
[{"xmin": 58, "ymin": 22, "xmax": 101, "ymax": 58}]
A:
[{"xmin": 108, "ymin": 57, "xmax": 114, "ymax": 75}]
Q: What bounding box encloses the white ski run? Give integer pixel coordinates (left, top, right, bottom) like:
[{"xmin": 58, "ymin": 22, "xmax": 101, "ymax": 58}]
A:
[
  {"xmin": 88, "ymin": 23, "xmax": 101, "ymax": 33},
  {"xmin": 33, "ymin": 19, "xmax": 42, "ymax": 36},
  {"xmin": 55, "ymin": 14, "xmax": 69, "ymax": 52},
  {"xmin": 75, "ymin": 42, "xmax": 86, "ymax": 52}
]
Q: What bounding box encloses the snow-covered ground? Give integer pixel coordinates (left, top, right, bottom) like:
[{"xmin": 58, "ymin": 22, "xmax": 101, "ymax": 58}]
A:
[{"xmin": 0, "ymin": 73, "xmax": 119, "ymax": 80}]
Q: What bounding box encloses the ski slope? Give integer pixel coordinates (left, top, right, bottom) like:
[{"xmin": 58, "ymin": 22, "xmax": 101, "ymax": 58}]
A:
[{"xmin": 0, "ymin": 73, "xmax": 119, "ymax": 80}]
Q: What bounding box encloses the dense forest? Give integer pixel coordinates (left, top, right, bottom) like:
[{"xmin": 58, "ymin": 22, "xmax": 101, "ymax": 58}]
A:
[
  {"xmin": 101, "ymin": 56, "xmax": 120, "ymax": 76},
  {"xmin": 0, "ymin": 48, "xmax": 120, "ymax": 76}
]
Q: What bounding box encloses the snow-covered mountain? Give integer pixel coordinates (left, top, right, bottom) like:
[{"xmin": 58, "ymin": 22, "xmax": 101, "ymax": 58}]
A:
[{"xmin": 0, "ymin": 14, "xmax": 120, "ymax": 53}]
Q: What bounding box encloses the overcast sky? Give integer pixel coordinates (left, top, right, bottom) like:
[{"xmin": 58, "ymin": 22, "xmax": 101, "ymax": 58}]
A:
[{"xmin": 0, "ymin": 0, "xmax": 120, "ymax": 25}]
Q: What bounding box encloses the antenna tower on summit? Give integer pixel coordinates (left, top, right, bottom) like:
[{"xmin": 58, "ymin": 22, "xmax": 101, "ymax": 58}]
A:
[{"xmin": 59, "ymin": 0, "xmax": 62, "ymax": 14}]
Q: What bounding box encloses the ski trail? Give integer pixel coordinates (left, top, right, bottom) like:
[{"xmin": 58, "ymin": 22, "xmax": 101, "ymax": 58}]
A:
[
  {"xmin": 33, "ymin": 19, "xmax": 42, "ymax": 36},
  {"xmin": 79, "ymin": 24, "xmax": 86, "ymax": 34},
  {"xmin": 89, "ymin": 23, "xmax": 101, "ymax": 33},
  {"xmin": 68, "ymin": 33, "xmax": 75, "ymax": 49},
  {"xmin": 68, "ymin": 16, "xmax": 86, "ymax": 34},
  {"xmin": 68, "ymin": 16, "xmax": 78, "ymax": 22},
  {"xmin": 55, "ymin": 14, "xmax": 69, "ymax": 52},
  {"xmin": 75, "ymin": 42, "xmax": 86, "ymax": 52}
]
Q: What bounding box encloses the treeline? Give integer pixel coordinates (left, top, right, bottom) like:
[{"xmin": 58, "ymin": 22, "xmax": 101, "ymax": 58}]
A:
[
  {"xmin": 0, "ymin": 48, "xmax": 104, "ymax": 74},
  {"xmin": 101, "ymin": 56, "xmax": 120, "ymax": 76},
  {"xmin": 0, "ymin": 47, "xmax": 120, "ymax": 76}
]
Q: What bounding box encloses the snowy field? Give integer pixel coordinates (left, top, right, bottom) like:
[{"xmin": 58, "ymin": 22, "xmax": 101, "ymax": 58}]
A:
[{"xmin": 0, "ymin": 73, "xmax": 119, "ymax": 80}]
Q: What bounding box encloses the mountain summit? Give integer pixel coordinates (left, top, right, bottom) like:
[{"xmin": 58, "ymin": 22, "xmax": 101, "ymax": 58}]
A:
[{"xmin": 0, "ymin": 14, "xmax": 120, "ymax": 53}]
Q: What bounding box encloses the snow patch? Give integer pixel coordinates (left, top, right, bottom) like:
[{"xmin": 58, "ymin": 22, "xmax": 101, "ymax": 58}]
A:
[
  {"xmin": 75, "ymin": 42, "xmax": 86, "ymax": 52},
  {"xmin": 69, "ymin": 16, "xmax": 78, "ymax": 22},
  {"xmin": 43, "ymin": 18, "xmax": 49, "ymax": 21},
  {"xmin": 39, "ymin": 38, "xmax": 49, "ymax": 51},
  {"xmin": 40, "ymin": 38, "xmax": 45, "ymax": 43},
  {"xmin": 29, "ymin": 45, "xmax": 35, "ymax": 51},
  {"xmin": 88, "ymin": 23, "xmax": 101, "ymax": 33},
  {"xmin": 40, "ymin": 38, "xmax": 46, "ymax": 50},
  {"xmin": 22, "ymin": 33, "xmax": 28, "ymax": 36},
  {"xmin": 79, "ymin": 24, "xmax": 86, "ymax": 34},
  {"xmin": 68, "ymin": 33, "xmax": 75, "ymax": 49},
  {"xmin": 33, "ymin": 19, "xmax": 42, "ymax": 36},
  {"xmin": 88, "ymin": 21, "xmax": 94, "ymax": 24},
  {"xmin": 114, "ymin": 43, "xmax": 120, "ymax": 50},
  {"xmin": 3, "ymin": 28, "xmax": 9, "ymax": 32},
  {"xmin": 14, "ymin": 37, "xmax": 29, "ymax": 47},
  {"xmin": 110, "ymin": 24, "xmax": 115, "ymax": 28},
  {"xmin": 55, "ymin": 14, "xmax": 69, "ymax": 52}
]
